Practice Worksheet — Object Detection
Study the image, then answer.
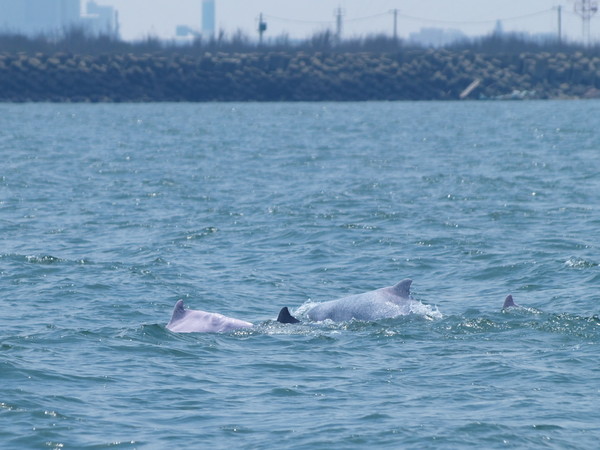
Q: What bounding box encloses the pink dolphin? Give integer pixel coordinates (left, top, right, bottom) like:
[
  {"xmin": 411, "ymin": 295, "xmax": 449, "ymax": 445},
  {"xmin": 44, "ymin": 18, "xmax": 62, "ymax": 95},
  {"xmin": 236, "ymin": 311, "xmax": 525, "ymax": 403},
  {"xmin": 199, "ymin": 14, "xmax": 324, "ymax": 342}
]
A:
[
  {"xmin": 166, "ymin": 300, "xmax": 253, "ymax": 333},
  {"xmin": 278, "ymin": 279, "xmax": 438, "ymax": 323},
  {"xmin": 305, "ymin": 278, "xmax": 416, "ymax": 322}
]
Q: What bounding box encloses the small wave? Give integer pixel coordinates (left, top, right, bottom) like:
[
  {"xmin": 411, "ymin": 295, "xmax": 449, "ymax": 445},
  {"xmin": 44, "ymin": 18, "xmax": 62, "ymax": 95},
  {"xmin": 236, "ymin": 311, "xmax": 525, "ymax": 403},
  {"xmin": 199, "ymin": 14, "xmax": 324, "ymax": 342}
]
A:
[
  {"xmin": 293, "ymin": 300, "xmax": 319, "ymax": 317},
  {"xmin": 538, "ymin": 313, "xmax": 600, "ymax": 339},
  {"xmin": 183, "ymin": 226, "xmax": 219, "ymax": 241},
  {"xmin": 564, "ymin": 257, "xmax": 598, "ymax": 269},
  {"xmin": 0, "ymin": 253, "xmax": 92, "ymax": 266},
  {"xmin": 340, "ymin": 223, "xmax": 379, "ymax": 231},
  {"xmin": 26, "ymin": 255, "xmax": 63, "ymax": 264},
  {"xmin": 441, "ymin": 309, "xmax": 600, "ymax": 341},
  {"xmin": 408, "ymin": 301, "xmax": 443, "ymax": 320},
  {"xmin": 0, "ymin": 402, "xmax": 20, "ymax": 412},
  {"xmin": 448, "ymin": 317, "xmax": 509, "ymax": 334},
  {"xmin": 254, "ymin": 321, "xmax": 319, "ymax": 336},
  {"xmin": 268, "ymin": 387, "xmax": 302, "ymax": 397}
]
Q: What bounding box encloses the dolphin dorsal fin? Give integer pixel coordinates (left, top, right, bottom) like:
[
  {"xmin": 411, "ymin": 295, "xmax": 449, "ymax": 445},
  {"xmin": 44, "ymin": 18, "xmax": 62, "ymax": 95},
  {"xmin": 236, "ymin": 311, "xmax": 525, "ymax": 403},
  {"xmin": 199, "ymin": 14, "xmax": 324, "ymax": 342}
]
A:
[
  {"xmin": 169, "ymin": 299, "xmax": 187, "ymax": 323},
  {"xmin": 277, "ymin": 307, "xmax": 300, "ymax": 324},
  {"xmin": 392, "ymin": 279, "xmax": 412, "ymax": 298},
  {"xmin": 503, "ymin": 295, "xmax": 516, "ymax": 309}
]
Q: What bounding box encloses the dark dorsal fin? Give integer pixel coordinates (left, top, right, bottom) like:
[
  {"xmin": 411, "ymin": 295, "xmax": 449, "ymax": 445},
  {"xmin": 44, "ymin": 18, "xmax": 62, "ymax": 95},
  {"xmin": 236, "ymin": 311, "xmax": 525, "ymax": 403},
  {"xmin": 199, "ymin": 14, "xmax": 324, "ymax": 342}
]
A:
[
  {"xmin": 503, "ymin": 295, "xmax": 517, "ymax": 309},
  {"xmin": 169, "ymin": 299, "xmax": 187, "ymax": 324},
  {"xmin": 277, "ymin": 307, "xmax": 300, "ymax": 324},
  {"xmin": 392, "ymin": 279, "xmax": 412, "ymax": 298}
]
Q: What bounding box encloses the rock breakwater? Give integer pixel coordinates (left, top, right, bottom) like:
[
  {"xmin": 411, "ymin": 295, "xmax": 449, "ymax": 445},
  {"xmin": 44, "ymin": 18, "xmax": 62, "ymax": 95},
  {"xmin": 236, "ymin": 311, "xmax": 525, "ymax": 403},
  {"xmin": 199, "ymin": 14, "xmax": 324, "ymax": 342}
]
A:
[{"xmin": 1, "ymin": 49, "xmax": 600, "ymax": 102}]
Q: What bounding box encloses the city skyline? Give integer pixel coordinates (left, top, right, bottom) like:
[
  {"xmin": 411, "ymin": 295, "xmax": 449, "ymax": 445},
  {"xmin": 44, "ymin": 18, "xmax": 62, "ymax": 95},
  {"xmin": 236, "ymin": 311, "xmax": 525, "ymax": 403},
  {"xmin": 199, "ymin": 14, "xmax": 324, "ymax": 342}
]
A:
[
  {"xmin": 0, "ymin": 0, "xmax": 597, "ymax": 44},
  {"xmin": 98, "ymin": 0, "xmax": 596, "ymax": 43},
  {"xmin": 0, "ymin": 0, "xmax": 117, "ymax": 37}
]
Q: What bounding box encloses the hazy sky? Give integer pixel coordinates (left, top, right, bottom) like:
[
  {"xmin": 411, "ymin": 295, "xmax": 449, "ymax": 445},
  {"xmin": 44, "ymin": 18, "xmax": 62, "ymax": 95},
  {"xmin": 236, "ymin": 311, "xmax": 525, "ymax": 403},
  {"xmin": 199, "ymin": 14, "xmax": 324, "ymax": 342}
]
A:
[{"xmin": 95, "ymin": 1, "xmax": 593, "ymax": 43}]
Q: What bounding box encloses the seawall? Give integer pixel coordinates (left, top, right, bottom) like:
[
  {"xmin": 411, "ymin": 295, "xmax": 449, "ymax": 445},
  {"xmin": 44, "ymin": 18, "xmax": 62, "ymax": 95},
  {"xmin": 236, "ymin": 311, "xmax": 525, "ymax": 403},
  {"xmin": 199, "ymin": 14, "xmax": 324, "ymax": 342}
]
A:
[{"xmin": 1, "ymin": 49, "xmax": 600, "ymax": 102}]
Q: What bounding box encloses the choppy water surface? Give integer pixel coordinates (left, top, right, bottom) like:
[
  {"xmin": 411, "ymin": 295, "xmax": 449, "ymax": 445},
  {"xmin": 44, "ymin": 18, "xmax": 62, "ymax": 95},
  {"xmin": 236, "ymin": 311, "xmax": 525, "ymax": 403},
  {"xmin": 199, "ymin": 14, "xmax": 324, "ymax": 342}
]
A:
[{"xmin": 1, "ymin": 101, "xmax": 600, "ymax": 449}]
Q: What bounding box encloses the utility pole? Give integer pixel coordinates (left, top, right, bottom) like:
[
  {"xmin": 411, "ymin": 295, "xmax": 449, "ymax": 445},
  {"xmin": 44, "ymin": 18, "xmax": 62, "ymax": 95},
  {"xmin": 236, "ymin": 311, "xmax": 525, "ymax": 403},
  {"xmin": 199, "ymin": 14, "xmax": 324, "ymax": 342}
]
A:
[
  {"xmin": 258, "ymin": 13, "xmax": 267, "ymax": 45},
  {"xmin": 557, "ymin": 5, "xmax": 562, "ymax": 46},
  {"xmin": 574, "ymin": 0, "xmax": 598, "ymax": 46},
  {"xmin": 334, "ymin": 7, "xmax": 344, "ymax": 45},
  {"xmin": 391, "ymin": 9, "xmax": 399, "ymax": 41},
  {"xmin": 114, "ymin": 10, "xmax": 120, "ymax": 39}
]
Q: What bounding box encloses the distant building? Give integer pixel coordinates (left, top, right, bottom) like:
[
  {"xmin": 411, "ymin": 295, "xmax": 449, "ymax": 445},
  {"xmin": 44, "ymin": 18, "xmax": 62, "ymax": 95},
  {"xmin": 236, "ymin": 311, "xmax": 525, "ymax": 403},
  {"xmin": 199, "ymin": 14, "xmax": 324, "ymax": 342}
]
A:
[
  {"xmin": 202, "ymin": 0, "xmax": 215, "ymax": 38},
  {"xmin": 176, "ymin": 25, "xmax": 194, "ymax": 38},
  {"xmin": 174, "ymin": 25, "xmax": 200, "ymax": 45},
  {"xmin": 493, "ymin": 20, "xmax": 504, "ymax": 37},
  {"xmin": 175, "ymin": 1, "xmax": 214, "ymax": 41},
  {"xmin": 408, "ymin": 27, "xmax": 468, "ymax": 48},
  {"xmin": 0, "ymin": 0, "xmax": 118, "ymax": 37},
  {"xmin": 82, "ymin": 0, "xmax": 118, "ymax": 37},
  {"xmin": 0, "ymin": 0, "xmax": 81, "ymax": 35}
]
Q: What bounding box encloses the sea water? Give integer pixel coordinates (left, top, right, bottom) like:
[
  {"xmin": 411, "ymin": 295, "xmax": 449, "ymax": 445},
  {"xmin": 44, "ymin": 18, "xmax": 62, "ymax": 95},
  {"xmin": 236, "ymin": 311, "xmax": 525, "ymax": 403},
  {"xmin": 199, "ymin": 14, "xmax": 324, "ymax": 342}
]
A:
[{"xmin": 1, "ymin": 101, "xmax": 599, "ymax": 449}]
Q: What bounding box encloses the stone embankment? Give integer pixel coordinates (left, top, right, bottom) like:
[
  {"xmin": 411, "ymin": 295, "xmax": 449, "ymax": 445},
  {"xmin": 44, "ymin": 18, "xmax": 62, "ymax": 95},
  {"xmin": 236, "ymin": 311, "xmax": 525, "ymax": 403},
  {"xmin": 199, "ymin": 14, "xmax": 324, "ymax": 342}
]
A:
[{"xmin": 1, "ymin": 49, "xmax": 600, "ymax": 102}]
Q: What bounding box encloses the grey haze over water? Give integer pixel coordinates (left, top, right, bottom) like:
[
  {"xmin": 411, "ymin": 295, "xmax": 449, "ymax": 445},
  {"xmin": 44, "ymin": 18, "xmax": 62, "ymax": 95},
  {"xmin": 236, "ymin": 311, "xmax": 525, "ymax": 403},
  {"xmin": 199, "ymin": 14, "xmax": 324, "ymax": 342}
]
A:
[{"xmin": 1, "ymin": 101, "xmax": 599, "ymax": 448}]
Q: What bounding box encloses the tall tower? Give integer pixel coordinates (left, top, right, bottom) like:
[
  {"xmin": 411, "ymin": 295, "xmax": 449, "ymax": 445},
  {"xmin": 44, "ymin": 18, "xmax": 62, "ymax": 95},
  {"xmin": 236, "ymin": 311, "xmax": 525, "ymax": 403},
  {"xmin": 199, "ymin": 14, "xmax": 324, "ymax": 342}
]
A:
[
  {"xmin": 574, "ymin": 0, "xmax": 598, "ymax": 45},
  {"xmin": 202, "ymin": 0, "xmax": 215, "ymax": 38}
]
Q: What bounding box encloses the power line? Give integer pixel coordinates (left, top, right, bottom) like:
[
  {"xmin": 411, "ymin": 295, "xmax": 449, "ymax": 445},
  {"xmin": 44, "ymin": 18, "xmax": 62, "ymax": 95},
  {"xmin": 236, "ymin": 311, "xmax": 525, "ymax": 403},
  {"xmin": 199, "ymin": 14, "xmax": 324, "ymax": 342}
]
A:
[
  {"xmin": 345, "ymin": 12, "xmax": 389, "ymax": 23},
  {"xmin": 262, "ymin": 14, "xmax": 330, "ymax": 25},
  {"xmin": 264, "ymin": 8, "xmax": 556, "ymax": 28},
  {"xmin": 396, "ymin": 9, "xmax": 555, "ymax": 26}
]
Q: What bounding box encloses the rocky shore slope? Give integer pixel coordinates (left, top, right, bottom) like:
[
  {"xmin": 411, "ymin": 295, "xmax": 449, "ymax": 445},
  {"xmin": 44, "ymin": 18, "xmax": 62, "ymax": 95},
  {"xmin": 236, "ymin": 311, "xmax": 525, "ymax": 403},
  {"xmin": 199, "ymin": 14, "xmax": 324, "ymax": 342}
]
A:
[{"xmin": 1, "ymin": 49, "xmax": 599, "ymax": 102}]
